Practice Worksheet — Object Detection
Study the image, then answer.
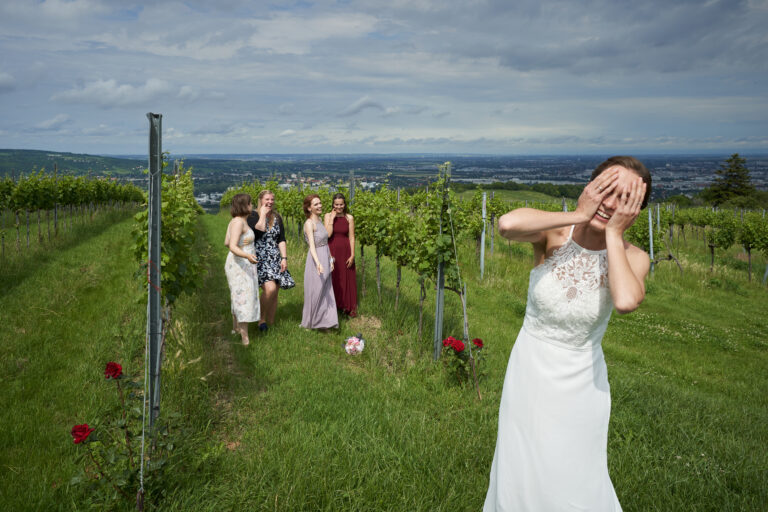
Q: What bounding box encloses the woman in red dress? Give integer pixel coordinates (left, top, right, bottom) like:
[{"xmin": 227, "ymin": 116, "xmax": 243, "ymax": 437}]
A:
[{"xmin": 324, "ymin": 193, "xmax": 358, "ymax": 317}]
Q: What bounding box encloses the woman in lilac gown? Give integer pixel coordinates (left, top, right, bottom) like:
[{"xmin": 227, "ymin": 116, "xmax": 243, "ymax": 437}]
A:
[{"xmin": 300, "ymin": 194, "xmax": 338, "ymax": 330}]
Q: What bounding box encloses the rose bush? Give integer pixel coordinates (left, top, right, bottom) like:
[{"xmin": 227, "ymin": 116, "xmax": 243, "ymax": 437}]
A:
[
  {"xmin": 441, "ymin": 335, "xmax": 485, "ymax": 389},
  {"xmin": 70, "ymin": 361, "xmax": 188, "ymax": 509}
]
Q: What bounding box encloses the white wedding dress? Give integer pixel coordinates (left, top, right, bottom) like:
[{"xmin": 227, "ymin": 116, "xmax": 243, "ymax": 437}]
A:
[{"xmin": 484, "ymin": 226, "xmax": 622, "ymax": 511}]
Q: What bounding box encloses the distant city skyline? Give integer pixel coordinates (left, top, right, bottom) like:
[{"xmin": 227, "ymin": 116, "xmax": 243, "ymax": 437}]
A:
[{"xmin": 1, "ymin": 1, "xmax": 767, "ymax": 155}]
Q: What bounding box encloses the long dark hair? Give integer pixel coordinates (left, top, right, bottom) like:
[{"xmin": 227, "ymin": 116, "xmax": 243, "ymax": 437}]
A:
[{"xmin": 332, "ymin": 193, "xmax": 348, "ymax": 214}]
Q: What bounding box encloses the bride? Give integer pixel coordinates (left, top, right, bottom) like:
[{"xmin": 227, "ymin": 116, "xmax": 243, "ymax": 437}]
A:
[{"xmin": 483, "ymin": 156, "xmax": 651, "ymax": 511}]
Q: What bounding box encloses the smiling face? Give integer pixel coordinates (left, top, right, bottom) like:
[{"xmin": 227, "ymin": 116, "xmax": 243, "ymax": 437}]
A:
[
  {"xmin": 260, "ymin": 193, "xmax": 275, "ymax": 210},
  {"xmin": 333, "ymin": 198, "xmax": 346, "ymax": 214},
  {"xmin": 589, "ymin": 165, "xmax": 641, "ymax": 229},
  {"xmin": 311, "ymin": 197, "xmax": 323, "ymax": 216}
]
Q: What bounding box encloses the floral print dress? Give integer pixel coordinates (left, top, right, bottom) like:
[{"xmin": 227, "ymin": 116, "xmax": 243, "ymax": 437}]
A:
[{"xmin": 225, "ymin": 230, "xmax": 260, "ymax": 322}]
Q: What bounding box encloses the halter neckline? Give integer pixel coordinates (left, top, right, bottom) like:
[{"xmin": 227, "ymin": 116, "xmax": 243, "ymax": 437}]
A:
[{"xmin": 567, "ymin": 225, "xmax": 607, "ymax": 254}]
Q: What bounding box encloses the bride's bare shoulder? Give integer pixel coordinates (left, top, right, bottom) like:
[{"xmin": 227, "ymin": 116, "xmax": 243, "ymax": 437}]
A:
[{"xmin": 532, "ymin": 226, "xmax": 571, "ymax": 263}]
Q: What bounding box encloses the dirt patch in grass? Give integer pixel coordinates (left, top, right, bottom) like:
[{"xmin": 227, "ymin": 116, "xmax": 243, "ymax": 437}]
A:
[{"xmin": 348, "ymin": 314, "xmax": 382, "ymax": 334}]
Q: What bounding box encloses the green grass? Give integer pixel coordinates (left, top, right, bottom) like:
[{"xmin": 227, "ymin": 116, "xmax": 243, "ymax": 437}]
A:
[
  {"xmin": 1, "ymin": 212, "xmax": 766, "ymax": 510},
  {"xmin": 0, "ymin": 214, "xmax": 147, "ymax": 509}
]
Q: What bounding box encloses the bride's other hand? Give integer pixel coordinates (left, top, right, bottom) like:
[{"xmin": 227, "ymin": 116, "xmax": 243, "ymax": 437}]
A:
[
  {"xmin": 575, "ymin": 167, "xmax": 620, "ymax": 222},
  {"xmin": 606, "ymin": 177, "xmax": 646, "ymax": 235}
]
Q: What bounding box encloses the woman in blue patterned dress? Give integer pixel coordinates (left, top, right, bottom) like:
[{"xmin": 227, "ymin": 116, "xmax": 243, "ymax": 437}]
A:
[{"xmin": 247, "ymin": 190, "xmax": 294, "ymax": 332}]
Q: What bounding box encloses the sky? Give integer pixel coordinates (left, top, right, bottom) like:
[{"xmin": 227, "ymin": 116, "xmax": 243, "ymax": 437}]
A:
[{"xmin": 0, "ymin": 0, "xmax": 767, "ymax": 155}]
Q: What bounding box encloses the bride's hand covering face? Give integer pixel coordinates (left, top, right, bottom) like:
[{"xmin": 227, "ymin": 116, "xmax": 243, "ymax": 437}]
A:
[
  {"xmin": 604, "ymin": 175, "xmax": 646, "ymax": 234},
  {"xmin": 575, "ymin": 167, "xmax": 620, "ymax": 223}
]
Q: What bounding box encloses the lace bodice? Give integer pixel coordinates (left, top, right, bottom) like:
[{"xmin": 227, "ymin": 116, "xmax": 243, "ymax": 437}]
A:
[{"xmin": 522, "ymin": 227, "xmax": 613, "ymax": 350}]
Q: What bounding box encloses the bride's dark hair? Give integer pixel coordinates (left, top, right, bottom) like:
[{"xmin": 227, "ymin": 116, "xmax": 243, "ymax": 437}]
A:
[{"xmin": 591, "ymin": 156, "xmax": 652, "ymax": 209}]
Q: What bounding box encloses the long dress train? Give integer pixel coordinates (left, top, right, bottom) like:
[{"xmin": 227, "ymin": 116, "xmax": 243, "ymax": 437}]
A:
[
  {"xmin": 484, "ymin": 226, "xmax": 622, "ymax": 511},
  {"xmin": 301, "ymin": 221, "xmax": 338, "ymax": 329},
  {"xmin": 224, "ymin": 230, "xmax": 260, "ymax": 323}
]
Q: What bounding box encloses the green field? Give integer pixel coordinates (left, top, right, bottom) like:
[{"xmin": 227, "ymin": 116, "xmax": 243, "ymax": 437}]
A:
[
  {"xmin": 1, "ymin": 212, "xmax": 767, "ymax": 510},
  {"xmin": 457, "ymin": 188, "xmax": 562, "ymax": 203}
]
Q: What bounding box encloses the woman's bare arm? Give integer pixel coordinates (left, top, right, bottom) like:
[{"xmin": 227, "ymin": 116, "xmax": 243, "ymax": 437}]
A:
[
  {"xmin": 304, "ymin": 220, "xmax": 323, "ymax": 274},
  {"xmin": 346, "ymin": 215, "xmax": 355, "ymax": 268},
  {"xmin": 499, "ymin": 168, "xmax": 620, "ymax": 243},
  {"xmin": 605, "ymin": 178, "xmax": 649, "ymax": 314},
  {"xmin": 227, "ymin": 219, "xmax": 258, "ymax": 262}
]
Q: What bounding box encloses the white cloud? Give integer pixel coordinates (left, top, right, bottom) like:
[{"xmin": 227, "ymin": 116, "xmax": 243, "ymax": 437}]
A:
[
  {"xmin": 0, "ymin": 0, "xmax": 766, "ymax": 153},
  {"xmin": 178, "ymin": 85, "xmax": 201, "ymax": 101},
  {"xmin": 338, "ymin": 96, "xmax": 385, "ymax": 117},
  {"xmin": 0, "ymin": 72, "xmax": 16, "ymax": 93},
  {"xmin": 35, "ymin": 114, "xmax": 71, "ymax": 130},
  {"xmin": 51, "ymin": 79, "xmax": 177, "ymax": 108},
  {"xmin": 248, "ymin": 13, "xmax": 379, "ymax": 55}
]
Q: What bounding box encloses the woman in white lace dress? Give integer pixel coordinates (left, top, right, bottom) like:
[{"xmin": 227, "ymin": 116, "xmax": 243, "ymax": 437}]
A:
[
  {"xmin": 483, "ymin": 156, "xmax": 651, "ymax": 511},
  {"xmin": 224, "ymin": 193, "xmax": 260, "ymax": 346}
]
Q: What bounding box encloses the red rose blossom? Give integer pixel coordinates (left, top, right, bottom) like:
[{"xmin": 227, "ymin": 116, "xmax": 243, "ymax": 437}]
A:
[
  {"xmin": 442, "ymin": 336, "xmax": 456, "ymax": 347},
  {"xmin": 71, "ymin": 423, "xmax": 95, "ymax": 444},
  {"xmin": 472, "ymin": 338, "xmax": 484, "ymax": 348},
  {"xmin": 452, "ymin": 339, "xmax": 465, "ymax": 352},
  {"xmin": 104, "ymin": 362, "xmax": 122, "ymax": 379}
]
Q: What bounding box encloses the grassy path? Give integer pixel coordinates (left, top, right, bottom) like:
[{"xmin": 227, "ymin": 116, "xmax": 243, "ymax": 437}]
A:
[
  {"xmin": 0, "ymin": 213, "xmax": 147, "ymax": 510},
  {"xmin": 0, "ymin": 211, "xmax": 766, "ymax": 510},
  {"xmin": 170, "ymin": 213, "xmax": 767, "ymax": 511}
]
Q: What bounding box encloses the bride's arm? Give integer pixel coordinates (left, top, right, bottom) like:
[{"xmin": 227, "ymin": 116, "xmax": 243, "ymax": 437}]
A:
[
  {"xmin": 498, "ymin": 168, "xmax": 620, "ymax": 243},
  {"xmin": 605, "ymin": 178, "xmax": 649, "ymax": 314},
  {"xmin": 499, "ymin": 209, "xmax": 589, "ymax": 243}
]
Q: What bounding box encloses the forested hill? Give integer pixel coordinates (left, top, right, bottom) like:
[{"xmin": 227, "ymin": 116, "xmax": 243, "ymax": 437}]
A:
[{"xmin": 0, "ymin": 149, "xmax": 144, "ymax": 177}]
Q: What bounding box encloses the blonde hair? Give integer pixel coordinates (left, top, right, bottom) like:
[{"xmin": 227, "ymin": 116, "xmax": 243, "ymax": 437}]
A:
[{"xmin": 257, "ymin": 189, "xmax": 276, "ymax": 228}]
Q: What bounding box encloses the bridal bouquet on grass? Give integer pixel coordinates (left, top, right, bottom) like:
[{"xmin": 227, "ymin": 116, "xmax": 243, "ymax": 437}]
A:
[{"xmin": 344, "ymin": 333, "xmax": 365, "ymax": 355}]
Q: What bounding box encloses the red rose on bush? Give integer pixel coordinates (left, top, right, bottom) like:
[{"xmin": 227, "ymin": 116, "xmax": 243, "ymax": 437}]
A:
[
  {"xmin": 472, "ymin": 338, "xmax": 484, "ymax": 348},
  {"xmin": 104, "ymin": 362, "xmax": 122, "ymax": 379},
  {"xmin": 452, "ymin": 339, "xmax": 465, "ymax": 352},
  {"xmin": 442, "ymin": 336, "xmax": 457, "ymax": 347},
  {"xmin": 71, "ymin": 423, "xmax": 95, "ymax": 444}
]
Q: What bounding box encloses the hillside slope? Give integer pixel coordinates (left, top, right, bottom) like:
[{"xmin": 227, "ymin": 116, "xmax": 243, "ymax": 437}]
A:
[{"xmin": 1, "ymin": 213, "xmax": 766, "ymax": 510}]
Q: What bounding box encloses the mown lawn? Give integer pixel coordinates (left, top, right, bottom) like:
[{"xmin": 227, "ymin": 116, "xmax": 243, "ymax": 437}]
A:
[{"xmin": 1, "ymin": 211, "xmax": 766, "ymax": 511}]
